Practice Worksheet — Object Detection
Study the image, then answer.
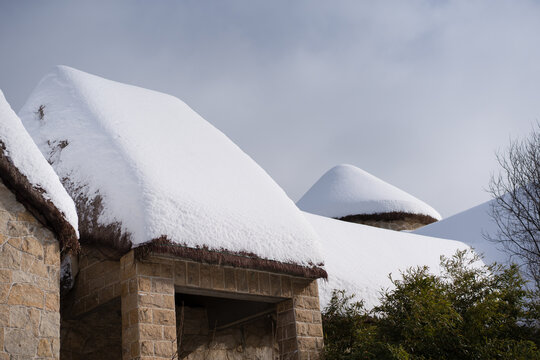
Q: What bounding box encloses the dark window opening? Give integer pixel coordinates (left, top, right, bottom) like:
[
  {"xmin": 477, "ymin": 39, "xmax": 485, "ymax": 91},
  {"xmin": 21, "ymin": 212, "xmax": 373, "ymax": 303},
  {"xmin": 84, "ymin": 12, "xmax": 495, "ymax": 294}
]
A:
[{"xmin": 175, "ymin": 292, "xmax": 278, "ymax": 359}]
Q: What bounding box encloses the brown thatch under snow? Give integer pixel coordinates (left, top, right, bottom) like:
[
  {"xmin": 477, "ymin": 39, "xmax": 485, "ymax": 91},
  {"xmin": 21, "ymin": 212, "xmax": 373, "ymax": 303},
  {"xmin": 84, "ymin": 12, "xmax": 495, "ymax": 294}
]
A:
[
  {"xmin": 0, "ymin": 141, "xmax": 79, "ymax": 253},
  {"xmin": 338, "ymin": 211, "xmax": 438, "ymax": 226},
  {"xmin": 135, "ymin": 236, "xmax": 328, "ymax": 279}
]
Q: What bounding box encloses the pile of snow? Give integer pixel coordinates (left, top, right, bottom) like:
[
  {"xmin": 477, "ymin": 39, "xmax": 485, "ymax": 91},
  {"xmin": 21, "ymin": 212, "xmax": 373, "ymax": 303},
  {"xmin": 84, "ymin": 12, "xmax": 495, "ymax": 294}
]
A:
[
  {"xmin": 414, "ymin": 199, "xmax": 514, "ymax": 267},
  {"xmin": 0, "ymin": 89, "xmax": 78, "ymax": 234},
  {"xmin": 297, "ymin": 164, "xmax": 442, "ymax": 220},
  {"xmin": 305, "ymin": 212, "xmax": 473, "ymax": 309},
  {"xmin": 19, "ymin": 66, "xmax": 322, "ymax": 267}
]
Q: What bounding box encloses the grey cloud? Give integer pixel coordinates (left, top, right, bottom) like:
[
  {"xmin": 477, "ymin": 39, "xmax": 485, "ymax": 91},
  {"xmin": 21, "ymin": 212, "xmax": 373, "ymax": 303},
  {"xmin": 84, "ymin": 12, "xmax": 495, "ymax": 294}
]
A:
[{"xmin": 1, "ymin": 0, "xmax": 539, "ymax": 217}]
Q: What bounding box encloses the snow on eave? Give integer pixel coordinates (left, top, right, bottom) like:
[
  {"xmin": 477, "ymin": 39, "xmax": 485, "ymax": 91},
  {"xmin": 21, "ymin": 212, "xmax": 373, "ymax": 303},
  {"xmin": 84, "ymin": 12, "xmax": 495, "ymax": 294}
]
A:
[
  {"xmin": 0, "ymin": 89, "xmax": 79, "ymax": 251},
  {"xmin": 297, "ymin": 164, "xmax": 442, "ymax": 221},
  {"xmin": 304, "ymin": 211, "xmax": 475, "ymax": 309}
]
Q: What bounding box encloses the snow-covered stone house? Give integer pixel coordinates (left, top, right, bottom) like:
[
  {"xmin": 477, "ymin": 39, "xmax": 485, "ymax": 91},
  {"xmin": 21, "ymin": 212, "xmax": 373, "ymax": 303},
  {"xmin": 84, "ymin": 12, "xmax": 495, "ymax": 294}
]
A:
[
  {"xmin": 0, "ymin": 90, "xmax": 79, "ymax": 359},
  {"xmin": 297, "ymin": 164, "xmax": 442, "ymax": 231},
  {"xmin": 14, "ymin": 66, "xmax": 327, "ymax": 360},
  {"xmin": 1, "ymin": 65, "xmax": 486, "ymax": 360}
]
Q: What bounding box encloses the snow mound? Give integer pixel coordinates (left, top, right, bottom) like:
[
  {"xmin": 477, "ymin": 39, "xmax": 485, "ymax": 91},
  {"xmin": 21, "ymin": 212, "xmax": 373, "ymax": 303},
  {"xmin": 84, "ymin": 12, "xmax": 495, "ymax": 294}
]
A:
[
  {"xmin": 19, "ymin": 66, "xmax": 323, "ymax": 266},
  {"xmin": 297, "ymin": 164, "xmax": 442, "ymax": 220},
  {"xmin": 0, "ymin": 89, "xmax": 79, "ymax": 234},
  {"xmin": 305, "ymin": 212, "xmax": 474, "ymax": 309},
  {"xmin": 414, "ymin": 200, "xmax": 513, "ymax": 267}
]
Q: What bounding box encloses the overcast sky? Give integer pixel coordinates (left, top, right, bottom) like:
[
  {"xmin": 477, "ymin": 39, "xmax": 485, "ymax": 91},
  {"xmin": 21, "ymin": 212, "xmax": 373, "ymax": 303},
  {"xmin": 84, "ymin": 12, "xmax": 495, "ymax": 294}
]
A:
[{"xmin": 1, "ymin": 0, "xmax": 539, "ymax": 217}]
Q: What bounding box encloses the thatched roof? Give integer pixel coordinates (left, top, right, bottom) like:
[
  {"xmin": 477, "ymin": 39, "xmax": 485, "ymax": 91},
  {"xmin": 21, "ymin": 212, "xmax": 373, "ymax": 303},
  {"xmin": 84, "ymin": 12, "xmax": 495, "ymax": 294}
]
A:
[
  {"xmin": 19, "ymin": 66, "xmax": 325, "ymax": 278},
  {"xmin": 298, "ymin": 164, "xmax": 442, "ymax": 222},
  {"xmin": 0, "ymin": 90, "xmax": 78, "ymax": 252}
]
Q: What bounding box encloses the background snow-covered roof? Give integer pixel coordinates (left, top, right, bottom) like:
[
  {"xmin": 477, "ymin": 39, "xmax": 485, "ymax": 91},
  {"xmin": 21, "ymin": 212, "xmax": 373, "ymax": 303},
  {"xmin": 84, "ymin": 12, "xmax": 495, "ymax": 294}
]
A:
[
  {"xmin": 414, "ymin": 199, "xmax": 512, "ymax": 266},
  {"xmin": 297, "ymin": 164, "xmax": 442, "ymax": 220},
  {"xmin": 0, "ymin": 89, "xmax": 78, "ymax": 235},
  {"xmin": 18, "ymin": 66, "xmax": 323, "ymax": 267},
  {"xmin": 413, "ymin": 199, "xmax": 537, "ymax": 289},
  {"xmin": 306, "ymin": 212, "xmax": 473, "ymax": 309}
]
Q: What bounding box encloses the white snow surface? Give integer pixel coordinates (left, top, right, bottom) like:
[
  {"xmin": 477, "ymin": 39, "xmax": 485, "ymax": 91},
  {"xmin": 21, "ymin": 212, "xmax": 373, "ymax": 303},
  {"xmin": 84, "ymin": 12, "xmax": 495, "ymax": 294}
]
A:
[
  {"xmin": 0, "ymin": 89, "xmax": 78, "ymax": 234},
  {"xmin": 414, "ymin": 199, "xmax": 517, "ymax": 267},
  {"xmin": 305, "ymin": 212, "xmax": 473, "ymax": 309},
  {"xmin": 18, "ymin": 66, "xmax": 323, "ymax": 266},
  {"xmin": 297, "ymin": 164, "xmax": 442, "ymax": 221}
]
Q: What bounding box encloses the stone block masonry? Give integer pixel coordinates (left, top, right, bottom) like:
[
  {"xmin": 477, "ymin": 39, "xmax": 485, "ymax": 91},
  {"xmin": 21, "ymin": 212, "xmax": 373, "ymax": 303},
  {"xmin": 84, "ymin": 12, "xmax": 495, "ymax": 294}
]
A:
[
  {"xmin": 68, "ymin": 246, "xmax": 122, "ymax": 317},
  {"xmin": 68, "ymin": 246, "xmax": 324, "ymax": 359},
  {"xmin": 122, "ymin": 254, "xmax": 324, "ymax": 359},
  {"xmin": 277, "ymin": 282, "xmax": 324, "ymax": 360},
  {"xmin": 172, "ymin": 256, "xmax": 324, "ymax": 360},
  {"xmin": 121, "ymin": 251, "xmax": 177, "ymax": 360},
  {"xmin": 0, "ymin": 179, "xmax": 61, "ymax": 359}
]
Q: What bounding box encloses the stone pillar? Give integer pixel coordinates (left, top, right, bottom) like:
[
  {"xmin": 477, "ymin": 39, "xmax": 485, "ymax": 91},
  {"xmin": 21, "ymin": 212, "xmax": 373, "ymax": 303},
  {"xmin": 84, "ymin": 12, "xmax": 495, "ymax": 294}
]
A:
[
  {"xmin": 277, "ymin": 279, "xmax": 324, "ymax": 360},
  {"xmin": 120, "ymin": 251, "xmax": 177, "ymax": 360}
]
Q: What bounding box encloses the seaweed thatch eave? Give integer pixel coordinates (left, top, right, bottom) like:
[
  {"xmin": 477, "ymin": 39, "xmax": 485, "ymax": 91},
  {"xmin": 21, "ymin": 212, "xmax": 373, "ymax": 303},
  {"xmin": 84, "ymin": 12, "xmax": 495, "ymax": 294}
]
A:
[
  {"xmin": 134, "ymin": 236, "xmax": 328, "ymax": 280},
  {"xmin": 0, "ymin": 141, "xmax": 79, "ymax": 253},
  {"xmin": 338, "ymin": 211, "xmax": 438, "ymax": 226}
]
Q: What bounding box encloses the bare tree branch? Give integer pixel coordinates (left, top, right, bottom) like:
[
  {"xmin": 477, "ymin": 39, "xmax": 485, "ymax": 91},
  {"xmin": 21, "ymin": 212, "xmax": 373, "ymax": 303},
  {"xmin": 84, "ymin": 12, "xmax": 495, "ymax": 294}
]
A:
[{"xmin": 486, "ymin": 122, "xmax": 540, "ymax": 289}]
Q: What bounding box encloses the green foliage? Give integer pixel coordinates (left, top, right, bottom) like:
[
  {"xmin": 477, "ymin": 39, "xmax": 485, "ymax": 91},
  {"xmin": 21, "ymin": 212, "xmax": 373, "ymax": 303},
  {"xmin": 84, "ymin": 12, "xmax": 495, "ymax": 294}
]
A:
[{"xmin": 322, "ymin": 250, "xmax": 540, "ymax": 360}]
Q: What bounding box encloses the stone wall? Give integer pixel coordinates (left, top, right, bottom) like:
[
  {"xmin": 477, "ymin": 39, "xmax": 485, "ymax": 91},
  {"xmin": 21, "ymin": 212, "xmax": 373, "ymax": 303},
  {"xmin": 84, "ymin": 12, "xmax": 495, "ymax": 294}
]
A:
[
  {"xmin": 67, "ymin": 246, "xmax": 121, "ymax": 317},
  {"xmin": 61, "ymin": 298, "xmax": 121, "ymax": 360},
  {"xmin": 60, "ymin": 247, "xmax": 123, "ymax": 359},
  {"xmin": 276, "ymin": 281, "xmax": 323, "ymax": 360},
  {"xmin": 0, "ymin": 179, "xmax": 61, "ymax": 359},
  {"xmin": 171, "ymin": 256, "xmax": 324, "ymax": 360},
  {"xmin": 173, "ymin": 258, "xmax": 298, "ymax": 300},
  {"xmin": 64, "ymin": 248, "xmax": 324, "ymax": 359},
  {"xmin": 120, "ymin": 251, "xmax": 178, "ymax": 359}
]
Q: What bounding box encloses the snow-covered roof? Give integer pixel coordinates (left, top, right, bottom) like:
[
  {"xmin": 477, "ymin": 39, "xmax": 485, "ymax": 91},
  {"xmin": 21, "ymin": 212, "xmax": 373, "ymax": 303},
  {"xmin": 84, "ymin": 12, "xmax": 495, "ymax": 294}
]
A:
[
  {"xmin": 19, "ymin": 66, "xmax": 324, "ymax": 275},
  {"xmin": 413, "ymin": 199, "xmax": 511, "ymax": 267},
  {"xmin": 413, "ymin": 199, "xmax": 537, "ymax": 289},
  {"xmin": 297, "ymin": 164, "xmax": 442, "ymax": 221},
  {"xmin": 0, "ymin": 89, "xmax": 78, "ymax": 249},
  {"xmin": 305, "ymin": 212, "xmax": 474, "ymax": 309}
]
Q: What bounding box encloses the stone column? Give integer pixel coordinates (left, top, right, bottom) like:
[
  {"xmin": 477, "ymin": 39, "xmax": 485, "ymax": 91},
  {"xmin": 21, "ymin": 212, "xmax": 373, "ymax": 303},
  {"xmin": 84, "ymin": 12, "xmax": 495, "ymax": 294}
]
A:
[
  {"xmin": 277, "ymin": 279, "xmax": 324, "ymax": 360},
  {"xmin": 120, "ymin": 251, "xmax": 177, "ymax": 360}
]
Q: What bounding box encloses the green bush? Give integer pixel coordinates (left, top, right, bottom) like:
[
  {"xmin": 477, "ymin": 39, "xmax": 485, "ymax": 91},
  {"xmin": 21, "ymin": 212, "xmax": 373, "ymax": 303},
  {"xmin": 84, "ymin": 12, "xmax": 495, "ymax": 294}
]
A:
[{"xmin": 322, "ymin": 250, "xmax": 540, "ymax": 360}]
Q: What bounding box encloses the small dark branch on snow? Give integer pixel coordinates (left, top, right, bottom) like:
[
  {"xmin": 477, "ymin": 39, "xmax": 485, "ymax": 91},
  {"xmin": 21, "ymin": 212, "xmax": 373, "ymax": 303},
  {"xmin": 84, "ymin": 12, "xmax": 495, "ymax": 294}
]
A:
[{"xmin": 36, "ymin": 104, "xmax": 46, "ymax": 120}]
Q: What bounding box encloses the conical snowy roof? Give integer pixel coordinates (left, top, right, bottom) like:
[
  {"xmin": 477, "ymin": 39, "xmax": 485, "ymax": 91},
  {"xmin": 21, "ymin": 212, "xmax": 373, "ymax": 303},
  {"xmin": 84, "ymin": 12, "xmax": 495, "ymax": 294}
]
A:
[
  {"xmin": 19, "ymin": 66, "xmax": 324, "ymax": 276},
  {"xmin": 0, "ymin": 89, "xmax": 78, "ymax": 250},
  {"xmin": 297, "ymin": 164, "xmax": 441, "ymax": 221}
]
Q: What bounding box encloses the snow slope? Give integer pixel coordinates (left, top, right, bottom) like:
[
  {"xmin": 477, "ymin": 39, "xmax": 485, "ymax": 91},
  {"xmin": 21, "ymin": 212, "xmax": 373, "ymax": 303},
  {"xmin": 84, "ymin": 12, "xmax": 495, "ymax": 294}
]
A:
[
  {"xmin": 0, "ymin": 89, "xmax": 78, "ymax": 234},
  {"xmin": 297, "ymin": 164, "xmax": 442, "ymax": 220},
  {"xmin": 19, "ymin": 66, "xmax": 322, "ymax": 266},
  {"xmin": 414, "ymin": 199, "xmax": 513, "ymax": 267},
  {"xmin": 305, "ymin": 212, "xmax": 472, "ymax": 309}
]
